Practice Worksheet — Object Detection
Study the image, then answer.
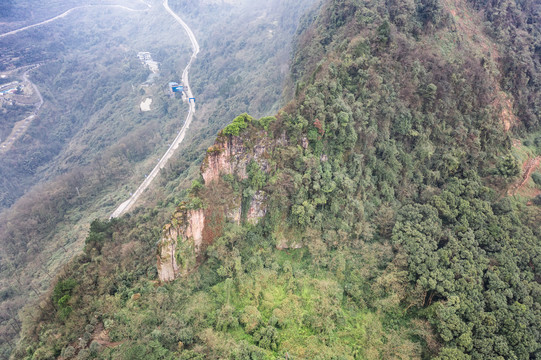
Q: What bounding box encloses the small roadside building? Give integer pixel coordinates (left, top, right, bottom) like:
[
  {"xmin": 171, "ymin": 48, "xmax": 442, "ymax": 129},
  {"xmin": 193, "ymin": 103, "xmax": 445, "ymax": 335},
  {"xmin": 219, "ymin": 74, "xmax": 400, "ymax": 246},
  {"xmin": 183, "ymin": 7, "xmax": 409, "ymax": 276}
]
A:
[{"xmin": 169, "ymin": 82, "xmax": 183, "ymax": 93}]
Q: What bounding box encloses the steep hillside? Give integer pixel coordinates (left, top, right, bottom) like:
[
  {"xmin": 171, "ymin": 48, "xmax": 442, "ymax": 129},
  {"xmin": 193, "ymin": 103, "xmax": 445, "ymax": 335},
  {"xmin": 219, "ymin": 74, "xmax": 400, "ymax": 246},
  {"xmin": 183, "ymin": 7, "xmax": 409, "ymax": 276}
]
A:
[
  {"xmin": 0, "ymin": 0, "xmax": 316, "ymax": 356},
  {"xmin": 11, "ymin": 0, "xmax": 541, "ymax": 359}
]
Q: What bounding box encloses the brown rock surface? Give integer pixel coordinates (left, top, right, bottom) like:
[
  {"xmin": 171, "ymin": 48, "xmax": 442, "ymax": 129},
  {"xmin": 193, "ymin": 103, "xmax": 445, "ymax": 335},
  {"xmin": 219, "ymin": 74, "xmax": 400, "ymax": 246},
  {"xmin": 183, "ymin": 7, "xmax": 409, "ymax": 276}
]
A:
[{"xmin": 158, "ymin": 130, "xmax": 275, "ymax": 282}]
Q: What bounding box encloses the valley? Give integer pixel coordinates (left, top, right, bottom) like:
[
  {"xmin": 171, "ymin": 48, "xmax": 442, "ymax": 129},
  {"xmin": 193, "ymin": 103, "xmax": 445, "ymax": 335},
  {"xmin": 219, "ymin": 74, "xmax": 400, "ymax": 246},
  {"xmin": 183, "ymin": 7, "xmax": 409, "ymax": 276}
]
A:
[
  {"xmin": 111, "ymin": 0, "xmax": 201, "ymax": 218},
  {"xmin": 0, "ymin": 0, "xmax": 317, "ymax": 356}
]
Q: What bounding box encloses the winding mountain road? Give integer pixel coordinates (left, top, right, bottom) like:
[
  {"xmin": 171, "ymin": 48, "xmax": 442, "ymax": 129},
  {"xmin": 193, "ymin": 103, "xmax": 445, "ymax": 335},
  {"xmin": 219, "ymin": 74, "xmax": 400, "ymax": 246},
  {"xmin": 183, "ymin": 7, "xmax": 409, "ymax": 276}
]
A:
[
  {"xmin": 0, "ymin": 65, "xmax": 44, "ymax": 153},
  {"xmin": 0, "ymin": 1, "xmax": 198, "ymax": 217},
  {"xmin": 0, "ymin": 5, "xmax": 148, "ymax": 39},
  {"xmin": 0, "ymin": 3, "xmax": 148, "ymax": 152},
  {"xmin": 110, "ymin": 0, "xmax": 200, "ymax": 218}
]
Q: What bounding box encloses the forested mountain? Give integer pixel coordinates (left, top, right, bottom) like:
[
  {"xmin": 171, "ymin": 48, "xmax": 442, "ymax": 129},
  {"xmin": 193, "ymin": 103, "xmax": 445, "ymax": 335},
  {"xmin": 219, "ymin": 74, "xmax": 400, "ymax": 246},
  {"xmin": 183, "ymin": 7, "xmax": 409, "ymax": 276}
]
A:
[
  {"xmin": 0, "ymin": 0, "xmax": 316, "ymax": 357},
  {"xmin": 8, "ymin": 0, "xmax": 541, "ymax": 359}
]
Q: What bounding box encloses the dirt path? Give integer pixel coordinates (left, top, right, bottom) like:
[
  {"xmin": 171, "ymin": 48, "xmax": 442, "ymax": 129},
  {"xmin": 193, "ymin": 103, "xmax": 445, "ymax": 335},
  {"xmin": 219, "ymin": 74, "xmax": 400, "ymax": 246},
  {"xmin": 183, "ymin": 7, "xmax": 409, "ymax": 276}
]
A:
[
  {"xmin": 441, "ymin": 0, "xmax": 520, "ymax": 133},
  {"xmin": 110, "ymin": 0, "xmax": 200, "ymax": 218},
  {"xmin": 509, "ymin": 156, "xmax": 541, "ymax": 196},
  {"xmin": 92, "ymin": 323, "xmax": 124, "ymax": 348}
]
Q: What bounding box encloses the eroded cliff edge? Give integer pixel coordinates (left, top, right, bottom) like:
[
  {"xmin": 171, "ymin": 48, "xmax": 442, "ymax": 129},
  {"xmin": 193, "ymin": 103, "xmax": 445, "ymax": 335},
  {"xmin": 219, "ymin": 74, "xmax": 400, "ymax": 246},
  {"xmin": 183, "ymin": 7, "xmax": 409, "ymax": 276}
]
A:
[{"xmin": 157, "ymin": 115, "xmax": 279, "ymax": 282}]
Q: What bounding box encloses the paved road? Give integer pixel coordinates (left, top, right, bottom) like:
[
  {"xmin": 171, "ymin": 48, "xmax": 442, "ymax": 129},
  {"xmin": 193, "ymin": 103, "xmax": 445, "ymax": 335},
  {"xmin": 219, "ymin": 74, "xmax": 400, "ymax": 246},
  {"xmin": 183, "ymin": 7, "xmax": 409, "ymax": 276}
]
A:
[
  {"xmin": 0, "ymin": 65, "xmax": 44, "ymax": 153},
  {"xmin": 110, "ymin": 0, "xmax": 200, "ymax": 218},
  {"xmin": 0, "ymin": 5, "xmax": 147, "ymax": 39},
  {"xmin": 23, "ymin": 66, "xmax": 44, "ymax": 113},
  {"xmin": 0, "ymin": 4, "xmax": 149, "ymax": 152}
]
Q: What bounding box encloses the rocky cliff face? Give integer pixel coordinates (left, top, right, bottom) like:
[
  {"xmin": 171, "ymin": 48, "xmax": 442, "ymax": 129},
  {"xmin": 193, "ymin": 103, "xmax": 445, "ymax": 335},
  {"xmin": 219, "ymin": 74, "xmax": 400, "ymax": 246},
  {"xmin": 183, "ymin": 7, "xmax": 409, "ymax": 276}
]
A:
[
  {"xmin": 157, "ymin": 226, "xmax": 179, "ymax": 282},
  {"xmin": 201, "ymin": 133, "xmax": 272, "ymax": 184},
  {"xmin": 157, "ymin": 208, "xmax": 204, "ymax": 282},
  {"xmin": 157, "ymin": 129, "xmax": 276, "ymax": 282}
]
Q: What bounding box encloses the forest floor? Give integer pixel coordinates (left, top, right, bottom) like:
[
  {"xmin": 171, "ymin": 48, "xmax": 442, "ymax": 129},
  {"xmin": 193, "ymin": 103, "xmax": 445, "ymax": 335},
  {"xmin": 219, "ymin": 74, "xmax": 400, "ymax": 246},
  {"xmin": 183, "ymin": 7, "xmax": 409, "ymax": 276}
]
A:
[
  {"xmin": 509, "ymin": 156, "xmax": 541, "ymax": 196},
  {"xmin": 91, "ymin": 323, "xmax": 124, "ymax": 348}
]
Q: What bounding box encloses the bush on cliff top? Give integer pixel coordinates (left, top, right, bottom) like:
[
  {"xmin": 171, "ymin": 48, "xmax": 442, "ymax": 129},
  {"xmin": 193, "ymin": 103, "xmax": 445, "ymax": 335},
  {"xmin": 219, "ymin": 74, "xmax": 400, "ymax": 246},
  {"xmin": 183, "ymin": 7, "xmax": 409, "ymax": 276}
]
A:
[{"xmin": 222, "ymin": 113, "xmax": 254, "ymax": 136}]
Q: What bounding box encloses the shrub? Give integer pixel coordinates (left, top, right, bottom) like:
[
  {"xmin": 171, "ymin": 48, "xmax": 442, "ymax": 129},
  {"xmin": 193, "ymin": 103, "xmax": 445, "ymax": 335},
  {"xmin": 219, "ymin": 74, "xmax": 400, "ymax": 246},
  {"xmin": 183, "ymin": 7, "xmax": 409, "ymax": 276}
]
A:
[
  {"xmin": 496, "ymin": 155, "xmax": 520, "ymax": 178},
  {"xmin": 104, "ymin": 319, "xmax": 114, "ymax": 329},
  {"xmin": 531, "ymin": 172, "xmax": 541, "ymax": 186},
  {"xmin": 240, "ymin": 306, "xmax": 261, "ymax": 334},
  {"xmin": 178, "ymin": 350, "xmax": 205, "ymax": 360},
  {"xmin": 233, "ymin": 341, "xmax": 266, "ymax": 360},
  {"xmin": 534, "ymin": 136, "xmax": 541, "ymax": 151},
  {"xmin": 76, "ymin": 348, "xmax": 90, "ymax": 360},
  {"xmin": 53, "ymin": 278, "xmax": 77, "ymax": 320},
  {"xmin": 61, "ymin": 346, "xmax": 76, "ymax": 358},
  {"xmin": 222, "ymin": 113, "xmax": 254, "ymax": 136},
  {"xmin": 52, "ymin": 279, "xmax": 77, "ymax": 304},
  {"xmin": 85, "ymin": 324, "xmax": 94, "ymax": 333},
  {"xmin": 256, "ymin": 116, "xmax": 276, "ymax": 131},
  {"xmin": 30, "ymin": 347, "xmax": 55, "ymax": 360},
  {"xmin": 247, "ymin": 161, "xmax": 266, "ymax": 190},
  {"xmin": 89, "ymin": 341, "xmax": 101, "ymax": 356},
  {"xmin": 254, "ymin": 326, "xmax": 279, "ymax": 350},
  {"xmin": 216, "ymin": 304, "xmax": 238, "ymax": 331}
]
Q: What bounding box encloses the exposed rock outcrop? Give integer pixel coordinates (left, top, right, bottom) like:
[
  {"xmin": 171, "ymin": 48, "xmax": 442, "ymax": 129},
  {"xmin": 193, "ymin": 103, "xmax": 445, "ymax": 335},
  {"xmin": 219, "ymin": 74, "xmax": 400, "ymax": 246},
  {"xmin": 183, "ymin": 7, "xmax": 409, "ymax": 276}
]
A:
[
  {"xmin": 157, "ymin": 208, "xmax": 203, "ymax": 282},
  {"xmin": 186, "ymin": 209, "xmax": 205, "ymax": 252},
  {"xmin": 202, "ymin": 132, "xmax": 272, "ymax": 184},
  {"xmin": 158, "ymin": 129, "xmax": 276, "ymax": 282},
  {"xmin": 157, "ymin": 230, "xmax": 178, "ymax": 282},
  {"xmin": 202, "ymin": 136, "xmax": 246, "ymax": 184},
  {"xmin": 247, "ymin": 190, "xmax": 267, "ymax": 224}
]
